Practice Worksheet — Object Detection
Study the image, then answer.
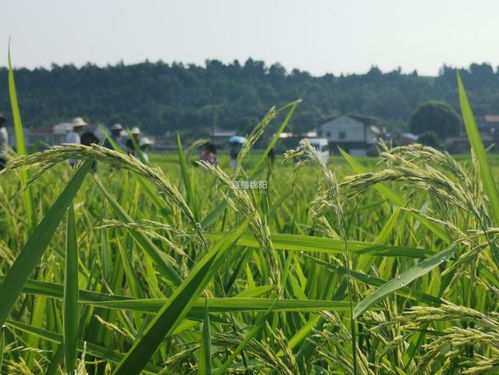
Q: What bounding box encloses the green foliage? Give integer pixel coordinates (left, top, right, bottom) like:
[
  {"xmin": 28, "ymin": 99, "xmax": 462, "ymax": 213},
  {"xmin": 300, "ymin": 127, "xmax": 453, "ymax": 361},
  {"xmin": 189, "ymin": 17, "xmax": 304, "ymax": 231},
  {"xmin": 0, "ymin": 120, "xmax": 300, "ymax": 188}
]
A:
[
  {"xmin": 3, "ymin": 60, "xmax": 499, "ymax": 135},
  {"xmin": 418, "ymin": 131, "xmax": 440, "ymax": 147},
  {"xmin": 409, "ymin": 101, "xmax": 461, "ymax": 137}
]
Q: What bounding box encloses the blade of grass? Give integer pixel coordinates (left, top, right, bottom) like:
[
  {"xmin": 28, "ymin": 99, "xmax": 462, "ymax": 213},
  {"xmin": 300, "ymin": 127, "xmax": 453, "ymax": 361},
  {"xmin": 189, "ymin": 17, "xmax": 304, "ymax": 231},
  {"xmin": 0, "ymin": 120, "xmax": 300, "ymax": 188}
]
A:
[
  {"xmin": 0, "ymin": 324, "xmax": 4, "ymax": 371},
  {"xmin": 64, "ymin": 203, "xmax": 79, "ymax": 374},
  {"xmin": 457, "ymin": 72, "xmax": 499, "ymax": 267},
  {"xmin": 457, "ymin": 72, "xmax": 499, "ymax": 225},
  {"xmin": 8, "ymin": 43, "xmax": 34, "ymax": 227},
  {"xmin": 205, "ymin": 232, "xmax": 431, "ymax": 258},
  {"xmin": 126, "ymin": 128, "xmax": 147, "ymax": 164},
  {"xmin": 88, "ymin": 298, "xmax": 351, "ymax": 314},
  {"xmin": 248, "ymin": 99, "xmax": 301, "ymax": 176},
  {"xmin": 0, "ymin": 160, "xmax": 91, "ymax": 326},
  {"xmin": 352, "ymin": 245, "xmax": 455, "ymax": 318},
  {"xmin": 306, "ymin": 255, "xmax": 444, "ymax": 306},
  {"xmin": 177, "ymin": 134, "xmax": 197, "ymax": 219},
  {"xmin": 99, "ymin": 125, "xmax": 124, "ymax": 153},
  {"xmin": 198, "ymin": 299, "xmax": 211, "ymax": 375}
]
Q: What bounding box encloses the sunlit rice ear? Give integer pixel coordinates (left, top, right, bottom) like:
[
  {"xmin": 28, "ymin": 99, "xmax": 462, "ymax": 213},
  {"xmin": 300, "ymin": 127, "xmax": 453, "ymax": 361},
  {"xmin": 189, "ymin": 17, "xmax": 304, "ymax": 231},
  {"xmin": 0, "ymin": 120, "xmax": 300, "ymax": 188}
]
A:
[{"xmin": 7, "ymin": 144, "xmax": 197, "ymax": 227}]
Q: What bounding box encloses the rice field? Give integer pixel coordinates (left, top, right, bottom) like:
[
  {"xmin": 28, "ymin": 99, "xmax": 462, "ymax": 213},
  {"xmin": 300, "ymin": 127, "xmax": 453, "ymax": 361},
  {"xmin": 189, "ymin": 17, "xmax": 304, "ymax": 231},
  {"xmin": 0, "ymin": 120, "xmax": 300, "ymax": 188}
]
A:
[{"xmin": 0, "ymin": 72, "xmax": 498, "ymax": 375}]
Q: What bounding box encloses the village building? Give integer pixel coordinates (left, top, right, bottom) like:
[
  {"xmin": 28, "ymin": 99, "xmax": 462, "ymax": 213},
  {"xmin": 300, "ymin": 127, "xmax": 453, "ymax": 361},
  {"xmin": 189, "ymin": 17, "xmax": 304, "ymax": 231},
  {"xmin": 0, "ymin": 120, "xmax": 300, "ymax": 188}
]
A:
[
  {"xmin": 208, "ymin": 128, "xmax": 236, "ymax": 149},
  {"xmin": 445, "ymin": 114, "xmax": 499, "ymax": 153},
  {"xmin": 319, "ymin": 115, "xmax": 382, "ymax": 156},
  {"xmin": 400, "ymin": 133, "xmax": 418, "ymax": 145}
]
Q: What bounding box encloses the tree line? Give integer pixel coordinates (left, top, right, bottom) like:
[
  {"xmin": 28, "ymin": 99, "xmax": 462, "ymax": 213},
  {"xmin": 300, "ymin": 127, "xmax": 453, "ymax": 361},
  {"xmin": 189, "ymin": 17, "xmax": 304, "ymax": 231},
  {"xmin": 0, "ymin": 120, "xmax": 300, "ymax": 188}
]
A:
[{"xmin": 0, "ymin": 59, "xmax": 498, "ymax": 136}]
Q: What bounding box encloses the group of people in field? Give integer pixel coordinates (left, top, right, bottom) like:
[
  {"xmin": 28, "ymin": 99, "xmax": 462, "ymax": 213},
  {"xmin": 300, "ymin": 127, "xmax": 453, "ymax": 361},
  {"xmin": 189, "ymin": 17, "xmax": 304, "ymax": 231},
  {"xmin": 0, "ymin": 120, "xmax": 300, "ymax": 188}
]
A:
[
  {"xmin": 0, "ymin": 113, "xmax": 276, "ymax": 171},
  {"xmin": 0, "ymin": 114, "xmax": 155, "ymax": 171},
  {"xmin": 64, "ymin": 117, "xmax": 154, "ymax": 165}
]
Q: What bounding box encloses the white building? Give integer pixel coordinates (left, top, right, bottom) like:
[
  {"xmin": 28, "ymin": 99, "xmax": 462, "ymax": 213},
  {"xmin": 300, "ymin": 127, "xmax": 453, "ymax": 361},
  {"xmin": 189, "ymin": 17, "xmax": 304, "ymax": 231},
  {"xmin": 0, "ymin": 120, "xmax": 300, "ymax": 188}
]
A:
[{"xmin": 319, "ymin": 115, "xmax": 381, "ymax": 156}]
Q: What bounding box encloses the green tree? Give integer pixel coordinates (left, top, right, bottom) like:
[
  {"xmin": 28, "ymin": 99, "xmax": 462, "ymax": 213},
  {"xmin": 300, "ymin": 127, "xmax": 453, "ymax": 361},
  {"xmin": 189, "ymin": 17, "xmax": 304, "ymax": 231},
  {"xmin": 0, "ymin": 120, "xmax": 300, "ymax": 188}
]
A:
[
  {"xmin": 409, "ymin": 101, "xmax": 461, "ymax": 138},
  {"xmin": 418, "ymin": 131, "xmax": 440, "ymax": 148}
]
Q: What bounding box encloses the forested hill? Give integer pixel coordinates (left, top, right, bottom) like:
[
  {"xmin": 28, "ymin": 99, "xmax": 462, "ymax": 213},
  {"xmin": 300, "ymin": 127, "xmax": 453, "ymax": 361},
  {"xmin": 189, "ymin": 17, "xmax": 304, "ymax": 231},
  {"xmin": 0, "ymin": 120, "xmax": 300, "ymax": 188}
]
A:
[{"xmin": 1, "ymin": 59, "xmax": 499, "ymax": 135}]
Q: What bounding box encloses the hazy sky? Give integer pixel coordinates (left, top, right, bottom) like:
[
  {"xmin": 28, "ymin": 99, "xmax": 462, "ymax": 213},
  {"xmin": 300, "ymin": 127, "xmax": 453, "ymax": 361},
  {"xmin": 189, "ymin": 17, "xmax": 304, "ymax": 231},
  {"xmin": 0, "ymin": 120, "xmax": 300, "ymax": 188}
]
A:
[{"xmin": 2, "ymin": 0, "xmax": 499, "ymax": 76}]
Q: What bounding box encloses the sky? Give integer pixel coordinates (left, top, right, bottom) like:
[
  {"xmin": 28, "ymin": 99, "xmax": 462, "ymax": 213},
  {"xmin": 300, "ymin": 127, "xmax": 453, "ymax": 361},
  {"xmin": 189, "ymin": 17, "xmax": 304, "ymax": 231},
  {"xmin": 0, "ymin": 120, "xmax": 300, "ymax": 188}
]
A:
[{"xmin": 1, "ymin": 0, "xmax": 499, "ymax": 76}]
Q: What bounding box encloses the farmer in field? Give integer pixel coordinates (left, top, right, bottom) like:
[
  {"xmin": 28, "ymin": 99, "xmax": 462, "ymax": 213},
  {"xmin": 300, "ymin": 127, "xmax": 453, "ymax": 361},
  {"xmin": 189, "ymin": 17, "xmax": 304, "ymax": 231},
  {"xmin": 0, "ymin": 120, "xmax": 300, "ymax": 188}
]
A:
[
  {"xmin": 0, "ymin": 113, "xmax": 8, "ymax": 170},
  {"xmin": 104, "ymin": 123, "xmax": 125, "ymax": 150},
  {"xmin": 65, "ymin": 117, "xmax": 87, "ymax": 166},
  {"xmin": 139, "ymin": 137, "xmax": 154, "ymax": 163},
  {"xmin": 126, "ymin": 126, "xmax": 142, "ymax": 155},
  {"xmin": 228, "ymin": 136, "xmax": 245, "ymax": 169},
  {"xmin": 199, "ymin": 142, "xmax": 217, "ymax": 165}
]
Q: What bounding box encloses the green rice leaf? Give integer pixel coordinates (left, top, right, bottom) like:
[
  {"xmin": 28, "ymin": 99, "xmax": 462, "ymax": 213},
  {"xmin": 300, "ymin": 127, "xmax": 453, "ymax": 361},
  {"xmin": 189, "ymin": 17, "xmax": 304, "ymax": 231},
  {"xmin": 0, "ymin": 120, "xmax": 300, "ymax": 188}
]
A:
[
  {"xmin": 205, "ymin": 232, "xmax": 431, "ymax": 258},
  {"xmin": 0, "ymin": 324, "xmax": 4, "ymax": 371},
  {"xmin": 0, "ymin": 160, "xmax": 91, "ymax": 326},
  {"xmin": 8, "ymin": 44, "xmax": 34, "ymax": 227},
  {"xmin": 248, "ymin": 99, "xmax": 301, "ymax": 176},
  {"xmin": 0, "ymin": 276, "xmax": 227, "ymax": 323},
  {"xmin": 306, "ymin": 255, "xmax": 444, "ymax": 306},
  {"xmin": 64, "ymin": 203, "xmax": 79, "ymax": 374},
  {"xmin": 177, "ymin": 134, "xmax": 196, "ymax": 218},
  {"xmin": 457, "ymin": 73, "xmax": 499, "ymax": 225},
  {"xmin": 88, "ymin": 298, "xmax": 351, "ymax": 314},
  {"xmin": 198, "ymin": 299, "xmax": 211, "ymax": 375},
  {"xmin": 353, "ymin": 245, "xmax": 455, "ymax": 318}
]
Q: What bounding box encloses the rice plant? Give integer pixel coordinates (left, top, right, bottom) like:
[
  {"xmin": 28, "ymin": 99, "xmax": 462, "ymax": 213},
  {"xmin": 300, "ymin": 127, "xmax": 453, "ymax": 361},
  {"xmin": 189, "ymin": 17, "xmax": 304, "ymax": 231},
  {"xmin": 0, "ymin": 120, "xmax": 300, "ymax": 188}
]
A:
[{"xmin": 0, "ymin": 61, "xmax": 497, "ymax": 375}]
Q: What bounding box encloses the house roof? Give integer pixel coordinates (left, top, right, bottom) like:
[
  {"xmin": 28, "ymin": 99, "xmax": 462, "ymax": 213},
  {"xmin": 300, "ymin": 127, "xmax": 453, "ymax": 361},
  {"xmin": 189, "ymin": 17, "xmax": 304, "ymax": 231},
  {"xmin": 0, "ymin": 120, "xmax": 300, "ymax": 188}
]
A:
[
  {"xmin": 29, "ymin": 126, "xmax": 54, "ymax": 135},
  {"xmin": 211, "ymin": 129, "xmax": 237, "ymax": 137},
  {"xmin": 401, "ymin": 133, "xmax": 418, "ymax": 141},
  {"xmin": 483, "ymin": 115, "xmax": 499, "ymax": 123},
  {"xmin": 477, "ymin": 115, "xmax": 499, "ymax": 130},
  {"xmin": 320, "ymin": 114, "xmax": 378, "ymax": 126}
]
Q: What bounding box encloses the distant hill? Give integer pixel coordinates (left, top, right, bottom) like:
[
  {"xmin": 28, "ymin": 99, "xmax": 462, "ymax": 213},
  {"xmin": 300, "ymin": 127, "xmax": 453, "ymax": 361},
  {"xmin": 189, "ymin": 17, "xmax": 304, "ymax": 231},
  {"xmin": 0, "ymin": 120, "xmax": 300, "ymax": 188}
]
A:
[{"xmin": 1, "ymin": 60, "xmax": 499, "ymax": 136}]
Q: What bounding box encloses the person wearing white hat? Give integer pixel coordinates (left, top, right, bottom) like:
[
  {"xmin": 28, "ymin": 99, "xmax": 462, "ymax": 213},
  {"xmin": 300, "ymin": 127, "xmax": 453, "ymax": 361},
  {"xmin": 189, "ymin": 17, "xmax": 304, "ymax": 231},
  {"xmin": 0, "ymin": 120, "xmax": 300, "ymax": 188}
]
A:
[
  {"xmin": 104, "ymin": 123, "xmax": 125, "ymax": 149},
  {"xmin": 126, "ymin": 126, "xmax": 142, "ymax": 155},
  {"xmin": 139, "ymin": 137, "xmax": 154, "ymax": 163},
  {"xmin": 65, "ymin": 117, "xmax": 87, "ymax": 144},
  {"xmin": 65, "ymin": 117, "xmax": 87, "ymax": 166}
]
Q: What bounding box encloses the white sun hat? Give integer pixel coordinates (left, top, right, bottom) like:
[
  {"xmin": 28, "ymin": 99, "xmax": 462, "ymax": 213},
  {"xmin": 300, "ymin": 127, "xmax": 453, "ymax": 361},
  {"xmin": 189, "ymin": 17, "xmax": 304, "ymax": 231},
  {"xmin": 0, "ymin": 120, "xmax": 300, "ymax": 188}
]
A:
[
  {"xmin": 111, "ymin": 123, "xmax": 123, "ymax": 131},
  {"xmin": 130, "ymin": 126, "xmax": 142, "ymax": 135},
  {"xmin": 139, "ymin": 137, "xmax": 154, "ymax": 147},
  {"xmin": 72, "ymin": 117, "xmax": 87, "ymax": 128}
]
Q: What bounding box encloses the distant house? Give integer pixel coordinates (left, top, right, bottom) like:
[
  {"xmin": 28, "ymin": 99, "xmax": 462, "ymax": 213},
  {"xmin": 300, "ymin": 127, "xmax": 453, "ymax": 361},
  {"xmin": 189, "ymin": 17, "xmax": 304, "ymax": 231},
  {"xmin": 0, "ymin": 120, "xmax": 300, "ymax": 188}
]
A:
[
  {"xmin": 210, "ymin": 128, "xmax": 236, "ymax": 144},
  {"xmin": 6, "ymin": 126, "xmax": 62, "ymax": 148},
  {"xmin": 445, "ymin": 115, "xmax": 499, "ymax": 153},
  {"xmin": 319, "ymin": 115, "xmax": 382, "ymax": 156},
  {"xmin": 477, "ymin": 116, "xmax": 499, "ymax": 149},
  {"xmin": 400, "ymin": 133, "xmax": 418, "ymax": 145},
  {"xmin": 477, "ymin": 115, "xmax": 499, "ymax": 132},
  {"xmin": 28, "ymin": 126, "xmax": 60, "ymax": 145}
]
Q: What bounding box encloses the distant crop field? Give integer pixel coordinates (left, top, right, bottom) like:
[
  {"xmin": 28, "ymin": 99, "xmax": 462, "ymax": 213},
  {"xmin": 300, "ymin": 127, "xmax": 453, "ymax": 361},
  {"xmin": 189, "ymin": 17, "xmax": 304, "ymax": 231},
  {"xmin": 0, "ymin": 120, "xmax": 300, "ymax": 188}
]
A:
[{"xmin": 0, "ymin": 80, "xmax": 497, "ymax": 375}]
